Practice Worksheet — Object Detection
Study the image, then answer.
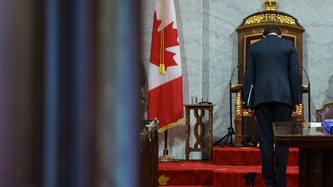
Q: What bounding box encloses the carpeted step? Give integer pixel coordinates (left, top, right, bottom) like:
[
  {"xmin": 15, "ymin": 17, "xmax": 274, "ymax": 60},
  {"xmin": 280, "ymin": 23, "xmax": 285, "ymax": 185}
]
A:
[
  {"xmin": 158, "ymin": 161, "xmax": 217, "ymax": 186},
  {"xmin": 212, "ymin": 146, "xmax": 299, "ymax": 166},
  {"xmin": 158, "ymin": 161, "xmax": 298, "ymax": 186},
  {"xmin": 159, "ymin": 186, "xmax": 212, "ymax": 187},
  {"xmin": 213, "ymin": 165, "xmax": 298, "ymax": 187},
  {"xmin": 158, "ymin": 146, "xmax": 299, "ymax": 186}
]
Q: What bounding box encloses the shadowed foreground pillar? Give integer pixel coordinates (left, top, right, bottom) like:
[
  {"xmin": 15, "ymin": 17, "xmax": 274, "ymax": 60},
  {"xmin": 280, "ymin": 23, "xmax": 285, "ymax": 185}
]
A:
[
  {"xmin": 95, "ymin": 0, "xmax": 141, "ymax": 186},
  {"xmin": 0, "ymin": 0, "xmax": 44, "ymax": 186}
]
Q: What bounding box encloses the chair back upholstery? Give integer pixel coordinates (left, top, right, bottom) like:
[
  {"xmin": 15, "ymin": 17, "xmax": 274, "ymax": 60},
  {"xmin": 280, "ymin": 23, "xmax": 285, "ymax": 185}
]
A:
[{"xmin": 316, "ymin": 103, "xmax": 333, "ymax": 123}]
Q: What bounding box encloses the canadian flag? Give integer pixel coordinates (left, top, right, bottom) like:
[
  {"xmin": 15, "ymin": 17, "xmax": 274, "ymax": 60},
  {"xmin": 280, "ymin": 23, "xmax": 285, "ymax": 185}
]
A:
[{"xmin": 148, "ymin": 0, "xmax": 183, "ymax": 133}]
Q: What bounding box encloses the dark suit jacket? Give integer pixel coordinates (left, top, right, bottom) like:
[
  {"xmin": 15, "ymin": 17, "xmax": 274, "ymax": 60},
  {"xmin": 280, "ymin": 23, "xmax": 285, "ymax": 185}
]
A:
[{"xmin": 243, "ymin": 35, "xmax": 302, "ymax": 109}]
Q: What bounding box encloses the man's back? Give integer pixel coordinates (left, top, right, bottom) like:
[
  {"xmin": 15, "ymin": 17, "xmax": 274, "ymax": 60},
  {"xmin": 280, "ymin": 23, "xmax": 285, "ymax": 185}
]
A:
[{"xmin": 244, "ymin": 34, "xmax": 301, "ymax": 108}]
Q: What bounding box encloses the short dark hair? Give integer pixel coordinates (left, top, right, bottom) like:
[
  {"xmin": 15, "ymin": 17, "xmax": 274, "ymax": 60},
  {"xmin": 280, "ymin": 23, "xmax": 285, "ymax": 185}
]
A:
[{"xmin": 263, "ymin": 26, "xmax": 282, "ymax": 37}]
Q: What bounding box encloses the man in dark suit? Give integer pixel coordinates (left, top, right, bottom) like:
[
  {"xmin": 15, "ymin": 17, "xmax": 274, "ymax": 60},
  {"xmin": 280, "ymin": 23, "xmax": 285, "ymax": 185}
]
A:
[{"xmin": 243, "ymin": 26, "xmax": 302, "ymax": 187}]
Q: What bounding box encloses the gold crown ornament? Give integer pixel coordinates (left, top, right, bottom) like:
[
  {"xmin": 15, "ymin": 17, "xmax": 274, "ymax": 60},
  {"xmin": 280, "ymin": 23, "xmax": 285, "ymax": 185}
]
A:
[{"xmin": 263, "ymin": 0, "xmax": 278, "ymax": 11}]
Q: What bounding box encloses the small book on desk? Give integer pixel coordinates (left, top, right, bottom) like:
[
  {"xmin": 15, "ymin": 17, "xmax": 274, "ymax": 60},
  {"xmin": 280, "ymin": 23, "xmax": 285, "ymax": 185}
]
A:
[{"xmin": 247, "ymin": 84, "xmax": 254, "ymax": 108}]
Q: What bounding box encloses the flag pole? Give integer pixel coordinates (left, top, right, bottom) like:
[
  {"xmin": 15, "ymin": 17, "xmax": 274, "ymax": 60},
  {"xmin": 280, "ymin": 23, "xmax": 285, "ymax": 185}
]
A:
[
  {"xmin": 159, "ymin": 0, "xmax": 165, "ymax": 74},
  {"xmin": 158, "ymin": 129, "xmax": 178, "ymax": 162},
  {"xmin": 150, "ymin": 0, "xmax": 182, "ymax": 162}
]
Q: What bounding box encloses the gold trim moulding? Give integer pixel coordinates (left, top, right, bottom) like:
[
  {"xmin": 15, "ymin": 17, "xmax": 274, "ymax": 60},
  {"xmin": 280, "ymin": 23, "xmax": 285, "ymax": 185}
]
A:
[{"xmin": 244, "ymin": 12, "xmax": 296, "ymax": 25}]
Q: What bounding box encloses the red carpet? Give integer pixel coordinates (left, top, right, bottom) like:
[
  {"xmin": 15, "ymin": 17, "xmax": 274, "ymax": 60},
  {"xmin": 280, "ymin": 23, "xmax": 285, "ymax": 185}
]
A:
[
  {"xmin": 158, "ymin": 146, "xmax": 299, "ymax": 187},
  {"xmin": 212, "ymin": 146, "xmax": 299, "ymax": 166}
]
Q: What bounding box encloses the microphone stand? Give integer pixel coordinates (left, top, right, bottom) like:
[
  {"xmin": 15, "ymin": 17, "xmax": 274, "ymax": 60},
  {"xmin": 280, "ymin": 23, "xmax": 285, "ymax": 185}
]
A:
[
  {"xmin": 301, "ymin": 66, "xmax": 311, "ymax": 122},
  {"xmin": 213, "ymin": 65, "xmax": 238, "ymax": 146}
]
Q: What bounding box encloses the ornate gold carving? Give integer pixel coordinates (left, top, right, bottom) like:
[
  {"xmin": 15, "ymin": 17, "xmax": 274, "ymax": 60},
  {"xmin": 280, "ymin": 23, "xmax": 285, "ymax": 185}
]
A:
[
  {"xmin": 230, "ymin": 84, "xmax": 243, "ymax": 93},
  {"xmin": 243, "ymin": 109, "xmax": 255, "ymax": 117},
  {"xmin": 298, "ymin": 103, "xmax": 304, "ymax": 115},
  {"xmin": 244, "ymin": 13, "xmax": 296, "ymax": 25},
  {"xmin": 281, "ymin": 29, "xmax": 289, "ymax": 34},
  {"xmin": 251, "ymin": 28, "xmax": 265, "ymax": 34},
  {"xmin": 263, "ymin": 0, "xmax": 278, "ymax": 11},
  {"xmin": 251, "ymin": 28, "xmax": 289, "ymax": 35},
  {"xmin": 235, "ymin": 91, "xmax": 243, "ymax": 116},
  {"xmin": 301, "ymin": 84, "xmax": 310, "ymax": 93}
]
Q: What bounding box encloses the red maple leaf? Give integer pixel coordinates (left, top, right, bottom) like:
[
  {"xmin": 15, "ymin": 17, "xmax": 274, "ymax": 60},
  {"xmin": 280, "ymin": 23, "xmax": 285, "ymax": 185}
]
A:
[{"xmin": 150, "ymin": 12, "xmax": 179, "ymax": 71}]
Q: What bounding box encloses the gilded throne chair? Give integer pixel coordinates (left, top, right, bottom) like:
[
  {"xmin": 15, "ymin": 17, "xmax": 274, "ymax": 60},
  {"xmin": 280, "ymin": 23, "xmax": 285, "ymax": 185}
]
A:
[{"xmin": 232, "ymin": 0, "xmax": 308, "ymax": 147}]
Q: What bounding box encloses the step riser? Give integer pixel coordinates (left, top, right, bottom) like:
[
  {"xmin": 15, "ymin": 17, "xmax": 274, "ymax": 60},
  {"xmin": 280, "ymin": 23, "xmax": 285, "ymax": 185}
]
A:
[
  {"xmin": 158, "ymin": 146, "xmax": 300, "ymax": 186},
  {"xmin": 214, "ymin": 170, "xmax": 298, "ymax": 187},
  {"xmin": 158, "ymin": 168, "xmax": 298, "ymax": 186},
  {"xmin": 158, "ymin": 170, "xmax": 213, "ymax": 186},
  {"xmin": 212, "ymin": 147, "xmax": 299, "ymax": 166}
]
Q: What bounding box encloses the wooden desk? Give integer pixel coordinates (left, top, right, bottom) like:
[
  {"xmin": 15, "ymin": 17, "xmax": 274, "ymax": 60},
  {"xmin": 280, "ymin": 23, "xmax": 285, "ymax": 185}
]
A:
[
  {"xmin": 140, "ymin": 120, "xmax": 158, "ymax": 187},
  {"xmin": 273, "ymin": 122, "xmax": 333, "ymax": 187},
  {"xmin": 184, "ymin": 104, "xmax": 214, "ymax": 163}
]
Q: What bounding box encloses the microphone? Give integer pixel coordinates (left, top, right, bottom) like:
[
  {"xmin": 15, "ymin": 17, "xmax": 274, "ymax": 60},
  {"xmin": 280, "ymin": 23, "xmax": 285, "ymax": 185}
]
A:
[
  {"xmin": 300, "ymin": 65, "xmax": 311, "ymax": 122},
  {"xmin": 230, "ymin": 65, "xmax": 239, "ymax": 83},
  {"xmin": 214, "ymin": 65, "xmax": 239, "ymax": 146},
  {"xmin": 223, "ymin": 65, "xmax": 239, "ymax": 146},
  {"xmin": 300, "ymin": 65, "xmax": 310, "ymax": 86}
]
